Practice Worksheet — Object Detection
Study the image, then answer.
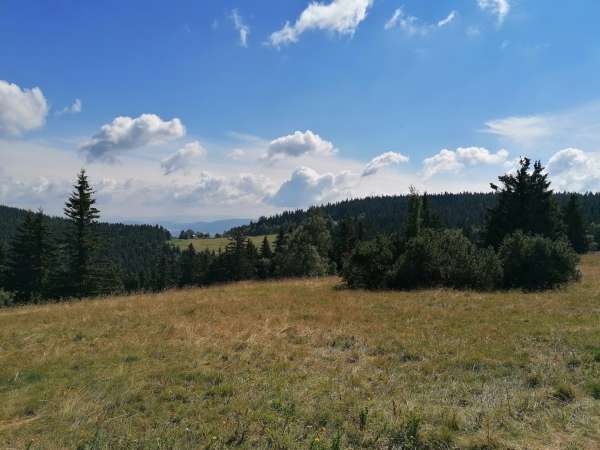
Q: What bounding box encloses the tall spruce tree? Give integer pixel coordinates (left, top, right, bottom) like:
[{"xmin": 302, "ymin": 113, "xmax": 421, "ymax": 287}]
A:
[
  {"xmin": 64, "ymin": 169, "xmax": 100, "ymax": 297},
  {"xmin": 485, "ymin": 158, "xmax": 564, "ymax": 248},
  {"xmin": 563, "ymin": 194, "xmax": 588, "ymax": 254},
  {"xmin": 6, "ymin": 210, "xmax": 53, "ymax": 302},
  {"xmin": 260, "ymin": 236, "xmax": 273, "ymax": 259},
  {"xmin": 405, "ymin": 185, "xmax": 422, "ymax": 239}
]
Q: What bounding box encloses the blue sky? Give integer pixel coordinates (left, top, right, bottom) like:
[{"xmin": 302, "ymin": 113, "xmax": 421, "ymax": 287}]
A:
[{"xmin": 2, "ymin": 0, "xmax": 600, "ymax": 222}]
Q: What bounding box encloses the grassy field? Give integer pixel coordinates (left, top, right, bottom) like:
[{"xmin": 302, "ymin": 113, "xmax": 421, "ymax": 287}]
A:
[
  {"xmin": 170, "ymin": 234, "xmax": 277, "ymax": 252},
  {"xmin": 1, "ymin": 258, "xmax": 600, "ymax": 449}
]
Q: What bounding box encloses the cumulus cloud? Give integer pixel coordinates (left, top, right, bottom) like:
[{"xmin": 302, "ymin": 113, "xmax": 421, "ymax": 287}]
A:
[
  {"xmin": 547, "ymin": 148, "xmax": 600, "ymax": 191},
  {"xmin": 362, "ymin": 151, "xmax": 409, "ymax": 177},
  {"xmin": 268, "ymin": 0, "xmax": 373, "ymax": 47},
  {"xmin": 56, "ymin": 98, "xmax": 82, "ymax": 116},
  {"xmin": 385, "ymin": 8, "xmax": 456, "ymax": 35},
  {"xmin": 0, "ymin": 80, "xmax": 49, "ymax": 135},
  {"xmin": 80, "ymin": 114, "xmax": 186, "ymax": 163},
  {"xmin": 267, "ymin": 166, "xmax": 353, "ymax": 207},
  {"xmin": 172, "ymin": 172, "xmax": 271, "ymax": 204},
  {"xmin": 477, "ymin": 0, "xmax": 510, "ymax": 25},
  {"xmin": 161, "ymin": 141, "xmax": 207, "ymax": 175},
  {"xmin": 423, "ymin": 147, "xmax": 509, "ymax": 179},
  {"xmin": 266, "ymin": 130, "xmax": 336, "ymax": 160},
  {"xmin": 230, "ymin": 9, "xmax": 250, "ymax": 47}
]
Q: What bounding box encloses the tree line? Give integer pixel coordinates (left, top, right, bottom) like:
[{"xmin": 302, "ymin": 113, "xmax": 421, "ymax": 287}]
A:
[{"xmin": 0, "ymin": 159, "xmax": 590, "ymax": 305}]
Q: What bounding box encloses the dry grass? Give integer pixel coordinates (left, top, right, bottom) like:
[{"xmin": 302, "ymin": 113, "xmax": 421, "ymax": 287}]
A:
[
  {"xmin": 170, "ymin": 235, "xmax": 276, "ymax": 252},
  {"xmin": 1, "ymin": 256, "xmax": 600, "ymax": 449}
]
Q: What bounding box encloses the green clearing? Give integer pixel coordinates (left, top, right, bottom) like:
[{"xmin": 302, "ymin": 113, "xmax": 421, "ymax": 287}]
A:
[
  {"xmin": 1, "ymin": 256, "xmax": 600, "ymax": 449},
  {"xmin": 170, "ymin": 234, "xmax": 277, "ymax": 252}
]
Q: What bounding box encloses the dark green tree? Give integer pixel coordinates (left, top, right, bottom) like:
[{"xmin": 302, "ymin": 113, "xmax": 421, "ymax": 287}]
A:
[
  {"xmin": 6, "ymin": 210, "xmax": 53, "ymax": 302},
  {"xmin": 485, "ymin": 158, "xmax": 564, "ymax": 248},
  {"xmin": 259, "ymin": 236, "xmax": 273, "ymax": 258},
  {"xmin": 563, "ymin": 194, "xmax": 588, "ymax": 254},
  {"xmin": 405, "ymin": 185, "xmax": 422, "ymax": 239},
  {"xmin": 63, "ymin": 169, "xmax": 101, "ymax": 297},
  {"xmin": 179, "ymin": 244, "xmax": 198, "ymax": 286}
]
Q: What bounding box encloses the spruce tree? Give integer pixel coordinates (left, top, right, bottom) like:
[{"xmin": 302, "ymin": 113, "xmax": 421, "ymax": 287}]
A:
[
  {"xmin": 63, "ymin": 169, "xmax": 100, "ymax": 297},
  {"xmin": 405, "ymin": 185, "xmax": 422, "ymax": 239},
  {"xmin": 563, "ymin": 194, "xmax": 588, "ymax": 254},
  {"xmin": 179, "ymin": 244, "xmax": 197, "ymax": 286},
  {"xmin": 6, "ymin": 210, "xmax": 52, "ymax": 302},
  {"xmin": 485, "ymin": 158, "xmax": 564, "ymax": 248},
  {"xmin": 260, "ymin": 236, "xmax": 273, "ymax": 259}
]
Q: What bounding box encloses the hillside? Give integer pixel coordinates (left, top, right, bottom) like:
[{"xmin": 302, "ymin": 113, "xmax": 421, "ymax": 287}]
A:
[
  {"xmin": 2, "ymin": 256, "xmax": 599, "ymax": 449},
  {"xmin": 229, "ymin": 192, "xmax": 600, "ymax": 237}
]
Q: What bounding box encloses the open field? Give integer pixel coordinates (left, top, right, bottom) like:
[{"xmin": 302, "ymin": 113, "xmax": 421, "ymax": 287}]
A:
[
  {"xmin": 1, "ymin": 257, "xmax": 600, "ymax": 449},
  {"xmin": 170, "ymin": 234, "xmax": 277, "ymax": 252}
]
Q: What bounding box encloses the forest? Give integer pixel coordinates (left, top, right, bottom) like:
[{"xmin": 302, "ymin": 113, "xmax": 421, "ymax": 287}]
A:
[{"xmin": 0, "ymin": 158, "xmax": 590, "ymax": 305}]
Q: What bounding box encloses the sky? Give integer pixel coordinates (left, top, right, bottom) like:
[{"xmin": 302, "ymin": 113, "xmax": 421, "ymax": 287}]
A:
[{"xmin": 2, "ymin": 0, "xmax": 600, "ymax": 223}]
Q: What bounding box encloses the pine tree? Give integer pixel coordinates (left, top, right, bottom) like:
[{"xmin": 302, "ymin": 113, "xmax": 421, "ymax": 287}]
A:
[
  {"xmin": 6, "ymin": 210, "xmax": 53, "ymax": 302},
  {"xmin": 405, "ymin": 185, "xmax": 422, "ymax": 239},
  {"xmin": 63, "ymin": 169, "xmax": 100, "ymax": 297},
  {"xmin": 260, "ymin": 236, "xmax": 273, "ymax": 258},
  {"xmin": 563, "ymin": 194, "xmax": 588, "ymax": 254},
  {"xmin": 485, "ymin": 158, "xmax": 564, "ymax": 248},
  {"xmin": 179, "ymin": 243, "xmax": 197, "ymax": 286}
]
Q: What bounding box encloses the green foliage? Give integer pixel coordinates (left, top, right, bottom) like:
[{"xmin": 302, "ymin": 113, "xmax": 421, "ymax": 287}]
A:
[
  {"xmin": 388, "ymin": 415, "xmax": 424, "ymax": 450},
  {"xmin": 485, "ymin": 158, "xmax": 564, "ymax": 248},
  {"xmin": 563, "ymin": 194, "xmax": 589, "ymax": 253},
  {"xmin": 0, "ymin": 288, "xmax": 14, "ymax": 307},
  {"xmin": 63, "ymin": 169, "xmax": 101, "ymax": 297},
  {"xmin": 405, "ymin": 186, "xmax": 422, "ymax": 240},
  {"xmin": 499, "ymin": 231, "xmax": 579, "ymax": 290},
  {"xmin": 342, "ymin": 236, "xmax": 394, "ymax": 289},
  {"xmin": 391, "ymin": 229, "xmax": 502, "ymax": 290}
]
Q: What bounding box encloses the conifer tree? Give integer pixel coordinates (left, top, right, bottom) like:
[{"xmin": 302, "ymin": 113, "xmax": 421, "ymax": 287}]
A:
[
  {"xmin": 405, "ymin": 185, "xmax": 422, "ymax": 239},
  {"xmin": 6, "ymin": 210, "xmax": 53, "ymax": 302},
  {"xmin": 63, "ymin": 169, "xmax": 100, "ymax": 297},
  {"xmin": 179, "ymin": 243, "xmax": 197, "ymax": 286},
  {"xmin": 563, "ymin": 194, "xmax": 588, "ymax": 254},
  {"xmin": 485, "ymin": 158, "xmax": 564, "ymax": 248},
  {"xmin": 260, "ymin": 236, "xmax": 273, "ymax": 259}
]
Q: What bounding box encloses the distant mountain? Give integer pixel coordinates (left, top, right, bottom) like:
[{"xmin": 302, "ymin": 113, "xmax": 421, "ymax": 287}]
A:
[{"xmin": 142, "ymin": 219, "xmax": 252, "ymax": 236}]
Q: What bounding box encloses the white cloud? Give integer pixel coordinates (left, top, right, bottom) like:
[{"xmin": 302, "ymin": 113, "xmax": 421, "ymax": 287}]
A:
[
  {"xmin": 547, "ymin": 148, "xmax": 600, "ymax": 191},
  {"xmin": 56, "ymin": 98, "xmax": 82, "ymax": 116},
  {"xmin": 0, "ymin": 80, "xmax": 48, "ymax": 135},
  {"xmin": 172, "ymin": 171, "xmax": 271, "ymax": 205},
  {"xmin": 385, "ymin": 8, "xmax": 456, "ymax": 35},
  {"xmin": 268, "ymin": 166, "xmax": 353, "ymax": 207},
  {"xmin": 80, "ymin": 114, "xmax": 186, "ymax": 163},
  {"xmin": 362, "ymin": 151, "xmax": 409, "ymax": 177},
  {"xmin": 483, "ymin": 115, "xmax": 552, "ymax": 145},
  {"xmin": 477, "ymin": 0, "xmax": 510, "ymax": 25},
  {"xmin": 230, "ymin": 9, "xmax": 250, "ymax": 47},
  {"xmin": 423, "ymin": 147, "xmax": 509, "ymax": 179},
  {"xmin": 161, "ymin": 141, "xmax": 207, "ymax": 175},
  {"xmin": 227, "ymin": 148, "xmax": 246, "ymax": 160},
  {"xmin": 268, "ymin": 0, "xmax": 373, "ymax": 47},
  {"xmin": 266, "ymin": 130, "xmax": 336, "ymax": 160}
]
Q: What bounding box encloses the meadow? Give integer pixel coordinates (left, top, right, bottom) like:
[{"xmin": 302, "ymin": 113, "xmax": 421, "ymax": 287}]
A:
[
  {"xmin": 1, "ymin": 256, "xmax": 600, "ymax": 449},
  {"xmin": 170, "ymin": 235, "xmax": 277, "ymax": 252}
]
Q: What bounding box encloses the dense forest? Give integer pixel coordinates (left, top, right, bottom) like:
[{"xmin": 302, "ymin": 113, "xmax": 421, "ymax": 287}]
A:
[
  {"xmin": 0, "ymin": 159, "xmax": 592, "ymax": 305},
  {"xmin": 229, "ymin": 191, "xmax": 600, "ymax": 239}
]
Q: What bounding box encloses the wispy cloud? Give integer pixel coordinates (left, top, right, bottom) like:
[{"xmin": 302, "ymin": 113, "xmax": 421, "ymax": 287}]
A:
[
  {"xmin": 230, "ymin": 9, "xmax": 249, "ymax": 47},
  {"xmin": 56, "ymin": 98, "xmax": 82, "ymax": 116},
  {"xmin": 477, "ymin": 0, "xmax": 511, "ymax": 25},
  {"xmin": 385, "ymin": 7, "xmax": 457, "ymax": 35}
]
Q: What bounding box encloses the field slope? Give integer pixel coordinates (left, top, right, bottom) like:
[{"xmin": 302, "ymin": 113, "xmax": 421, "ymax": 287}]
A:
[
  {"xmin": 1, "ymin": 257, "xmax": 600, "ymax": 449},
  {"xmin": 170, "ymin": 234, "xmax": 276, "ymax": 252}
]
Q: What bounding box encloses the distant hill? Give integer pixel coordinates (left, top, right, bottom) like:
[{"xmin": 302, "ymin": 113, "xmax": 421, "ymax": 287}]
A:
[
  {"xmin": 228, "ymin": 192, "xmax": 600, "ymax": 237},
  {"xmin": 152, "ymin": 219, "xmax": 251, "ymax": 236}
]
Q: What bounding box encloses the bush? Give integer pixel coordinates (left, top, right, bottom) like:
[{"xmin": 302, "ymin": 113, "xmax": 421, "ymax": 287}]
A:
[
  {"xmin": 391, "ymin": 230, "xmax": 502, "ymax": 290},
  {"xmin": 0, "ymin": 289, "xmax": 14, "ymax": 307},
  {"xmin": 499, "ymin": 231, "xmax": 579, "ymax": 290},
  {"xmin": 342, "ymin": 236, "xmax": 394, "ymax": 289}
]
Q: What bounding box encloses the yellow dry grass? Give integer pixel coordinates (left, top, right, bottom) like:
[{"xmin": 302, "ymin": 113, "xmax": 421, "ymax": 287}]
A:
[{"xmin": 1, "ymin": 256, "xmax": 600, "ymax": 449}]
